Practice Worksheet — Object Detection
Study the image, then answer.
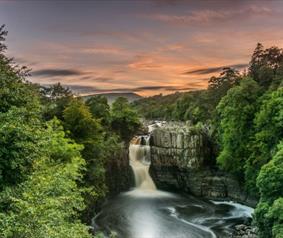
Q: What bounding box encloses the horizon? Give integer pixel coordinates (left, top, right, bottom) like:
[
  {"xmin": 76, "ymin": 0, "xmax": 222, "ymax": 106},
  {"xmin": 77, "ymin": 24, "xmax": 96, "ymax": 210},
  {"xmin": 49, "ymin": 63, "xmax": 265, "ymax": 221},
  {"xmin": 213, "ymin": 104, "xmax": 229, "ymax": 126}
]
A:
[{"xmin": 1, "ymin": 0, "xmax": 283, "ymax": 96}]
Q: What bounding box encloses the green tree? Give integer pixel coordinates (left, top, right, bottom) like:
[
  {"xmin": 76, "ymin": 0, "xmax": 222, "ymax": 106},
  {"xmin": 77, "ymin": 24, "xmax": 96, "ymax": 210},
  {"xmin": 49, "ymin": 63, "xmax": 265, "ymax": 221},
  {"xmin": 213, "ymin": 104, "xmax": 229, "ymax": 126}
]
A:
[
  {"xmin": 0, "ymin": 25, "xmax": 40, "ymax": 114},
  {"xmin": 255, "ymin": 142, "xmax": 283, "ymax": 238},
  {"xmin": 216, "ymin": 78, "xmax": 261, "ymax": 178},
  {"xmin": 0, "ymin": 25, "xmax": 93, "ymax": 237},
  {"xmin": 208, "ymin": 67, "xmax": 241, "ymax": 106},
  {"xmin": 249, "ymin": 43, "xmax": 283, "ymax": 88},
  {"xmin": 111, "ymin": 97, "xmax": 140, "ymax": 141},
  {"xmin": 40, "ymin": 83, "xmax": 74, "ymax": 120},
  {"xmin": 85, "ymin": 95, "xmax": 110, "ymax": 126},
  {"xmin": 245, "ymin": 87, "xmax": 283, "ymax": 193},
  {"xmin": 0, "ymin": 120, "xmax": 91, "ymax": 238},
  {"xmin": 0, "ymin": 108, "xmax": 43, "ymax": 189},
  {"xmin": 63, "ymin": 99, "xmax": 109, "ymax": 221}
]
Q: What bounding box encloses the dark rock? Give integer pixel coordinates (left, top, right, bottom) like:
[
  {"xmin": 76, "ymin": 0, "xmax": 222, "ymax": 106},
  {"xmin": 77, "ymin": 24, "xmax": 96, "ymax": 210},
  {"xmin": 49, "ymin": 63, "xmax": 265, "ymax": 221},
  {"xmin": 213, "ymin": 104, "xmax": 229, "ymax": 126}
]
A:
[
  {"xmin": 231, "ymin": 224, "xmax": 258, "ymax": 238},
  {"xmin": 105, "ymin": 144, "xmax": 135, "ymax": 197},
  {"xmin": 149, "ymin": 124, "xmax": 257, "ymax": 207}
]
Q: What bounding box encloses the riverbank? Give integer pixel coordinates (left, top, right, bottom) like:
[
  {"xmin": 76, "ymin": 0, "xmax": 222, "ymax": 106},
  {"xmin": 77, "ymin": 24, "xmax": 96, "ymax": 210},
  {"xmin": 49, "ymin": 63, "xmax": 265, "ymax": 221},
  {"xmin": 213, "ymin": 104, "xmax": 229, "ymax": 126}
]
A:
[
  {"xmin": 93, "ymin": 129, "xmax": 257, "ymax": 238},
  {"xmin": 146, "ymin": 121, "xmax": 258, "ymax": 207}
]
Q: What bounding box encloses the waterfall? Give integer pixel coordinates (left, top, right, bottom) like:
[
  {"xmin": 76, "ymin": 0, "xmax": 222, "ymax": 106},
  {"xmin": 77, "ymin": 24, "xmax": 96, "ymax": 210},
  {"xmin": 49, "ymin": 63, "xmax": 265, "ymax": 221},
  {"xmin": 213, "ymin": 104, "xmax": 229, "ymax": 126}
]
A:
[{"xmin": 129, "ymin": 135, "xmax": 156, "ymax": 190}]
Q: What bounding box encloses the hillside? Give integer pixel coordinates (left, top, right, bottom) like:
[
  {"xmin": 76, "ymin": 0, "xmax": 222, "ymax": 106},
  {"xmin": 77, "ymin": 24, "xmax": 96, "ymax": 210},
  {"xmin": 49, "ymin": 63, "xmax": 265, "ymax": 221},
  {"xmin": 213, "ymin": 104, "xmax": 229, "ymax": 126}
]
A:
[{"xmin": 83, "ymin": 92, "xmax": 142, "ymax": 104}]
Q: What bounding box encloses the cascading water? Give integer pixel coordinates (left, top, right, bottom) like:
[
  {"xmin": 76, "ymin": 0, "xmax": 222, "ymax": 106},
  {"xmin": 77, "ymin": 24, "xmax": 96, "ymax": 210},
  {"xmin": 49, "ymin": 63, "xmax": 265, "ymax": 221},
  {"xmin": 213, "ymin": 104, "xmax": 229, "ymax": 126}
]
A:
[
  {"xmin": 94, "ymin": 121, "xmax": 255, "ymax": 238},
  {"xmin": 129, "ymin": 135, "xmax": 156, "ymax": 190}
]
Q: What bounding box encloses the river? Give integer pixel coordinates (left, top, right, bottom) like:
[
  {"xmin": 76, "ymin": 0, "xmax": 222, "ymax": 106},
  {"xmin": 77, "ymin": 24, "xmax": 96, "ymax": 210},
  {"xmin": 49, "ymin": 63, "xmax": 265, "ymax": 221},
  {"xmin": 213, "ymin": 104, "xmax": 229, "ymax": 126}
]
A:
[{"xmin": 94, "ymin": 134, "xmax": 253, "ymax": 238}]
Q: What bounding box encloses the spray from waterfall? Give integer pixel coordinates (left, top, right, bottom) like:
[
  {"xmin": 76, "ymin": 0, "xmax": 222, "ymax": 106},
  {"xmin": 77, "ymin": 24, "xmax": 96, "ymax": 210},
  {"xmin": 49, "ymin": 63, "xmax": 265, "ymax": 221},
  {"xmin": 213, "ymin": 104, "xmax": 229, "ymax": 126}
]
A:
[{"xmin": 129, "ymin": 135, "xmax": 156, "ymax": 190}]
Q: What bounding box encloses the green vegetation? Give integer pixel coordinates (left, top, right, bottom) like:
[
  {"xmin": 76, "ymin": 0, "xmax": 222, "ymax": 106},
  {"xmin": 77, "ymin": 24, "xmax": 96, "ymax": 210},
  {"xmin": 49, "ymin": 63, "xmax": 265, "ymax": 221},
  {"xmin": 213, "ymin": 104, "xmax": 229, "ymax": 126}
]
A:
[
  {"xmin": 0, "ymin": 21, "xmax": 282, "ymax": 237},
  {"xmin": 255, "ymin": 142, "xmax": 283, "ymax": 238},
  {"xmin": 0, "ymin": 25, "xmax": 140, "ymax": 237},
  {"xmin": 133, "ymin": 43, "xmax": 283, "ymax": 237},
  {"xmin": 216, "ymin": 78, "xmax": 261, "ymax": 178},
  {"xmin": 111, "ymin": 97, "xmax": 140, "ymax": 141}
]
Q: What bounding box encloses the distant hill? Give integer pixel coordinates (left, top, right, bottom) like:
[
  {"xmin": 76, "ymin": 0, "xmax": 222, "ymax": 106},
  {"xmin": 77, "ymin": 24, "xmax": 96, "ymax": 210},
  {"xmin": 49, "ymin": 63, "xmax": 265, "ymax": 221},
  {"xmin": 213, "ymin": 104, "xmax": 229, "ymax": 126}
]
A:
[{"xmin": 82, "ymin": 92, "xmax": 142, "ymax": 104}]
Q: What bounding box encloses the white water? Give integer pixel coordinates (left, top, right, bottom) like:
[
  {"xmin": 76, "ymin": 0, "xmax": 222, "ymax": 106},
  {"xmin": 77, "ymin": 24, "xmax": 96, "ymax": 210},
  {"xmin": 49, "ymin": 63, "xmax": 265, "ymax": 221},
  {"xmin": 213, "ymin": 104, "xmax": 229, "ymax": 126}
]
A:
[
  {"xmin": 94, "ymin": 122, "xmax": 255, "ymax": 237},
  {"xmin": 129, "ymin": 135, "xmax": 156, "ymax": 190},
  {"xmin": 210, "ymin": 200, "xmax": 254, "ymax": 218}
]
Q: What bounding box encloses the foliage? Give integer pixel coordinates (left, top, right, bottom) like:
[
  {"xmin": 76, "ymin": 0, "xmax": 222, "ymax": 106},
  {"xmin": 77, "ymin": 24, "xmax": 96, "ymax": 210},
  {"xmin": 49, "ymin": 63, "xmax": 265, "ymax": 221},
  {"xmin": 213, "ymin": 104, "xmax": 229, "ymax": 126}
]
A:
[
  {"xmin": 40, "ymin": 82, "xmax": 74, "ymax": 120},
  {"xmin": 208, "ymin": 67, "xmax": 241, "ymax": 107},
  {"xmin": 255, "ymin": 142, "xmax": 283, "ymax": 238},
  {"xmin": 0, "ymin": 25, "xmax": 39, "ymax": 114},
  {"xmin": 0, "ymin": 26, "xmax": 93, "ymax": 237},
  {"xmin": 249, "ymin": 43, "xmax": 283, "ymax": 89},
  {"xmin": 85, "ymin": 95, "xmax": 111, "ymax": 126},
  {"xmin": 0, "ymin": 119, "xmax": 91, "ymax": 238},
  {"xmin": 216, "ymin": 78, "xmax": 261, "ymax": 177},
  {"xmin": 245, "ymin": 87, "xmax": 283, "ymax": 193},
  {"xmin": 0, "ymin": 108, "xmax": 43, "ymax": 189},
  {"xmin": 132, "ymin": 92, "xmax": 182, "ymax": 120},
  {"xmin": 111, "ymin": 97, "xmax": 141, "ymax": 141},
  {"xmin": 133, "ymin": 68, "xmax": 241, "ymax": 123},
  {"xmin": 63, "ymin": 99, "xmax": 107, "ymax": 196}
]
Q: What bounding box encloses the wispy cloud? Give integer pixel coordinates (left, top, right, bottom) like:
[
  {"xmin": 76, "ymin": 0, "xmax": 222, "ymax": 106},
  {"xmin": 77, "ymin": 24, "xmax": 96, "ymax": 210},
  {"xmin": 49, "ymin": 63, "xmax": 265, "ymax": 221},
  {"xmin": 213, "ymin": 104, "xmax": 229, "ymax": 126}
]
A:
[
  {"xmin": 145, "ymin": 6, "xmax": 273, "ymax": 25},
  {"xmin": 128, "ymin": 55, "xmax": 163, "ymax": 70},
  {"xmin": 32, "ymin": 69, "xmax": 84, "ymax": 77},
  {"xmin": 57, "ymin": 84, "xmax": 199, "ymax": 95},
  {"xmin": 184, "ymin": 63, "xmax": 248, "ymax": 75},
  {"xmin": 81, "ymin": 46, "xmax": 126, "ymax": 55}
]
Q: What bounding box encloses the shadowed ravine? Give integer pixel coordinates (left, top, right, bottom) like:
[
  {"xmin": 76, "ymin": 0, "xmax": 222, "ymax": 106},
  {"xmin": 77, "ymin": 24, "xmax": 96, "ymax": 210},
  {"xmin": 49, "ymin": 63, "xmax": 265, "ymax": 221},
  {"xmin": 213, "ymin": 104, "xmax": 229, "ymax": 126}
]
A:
[{"xmin": 94, "ymin": 135, "xmax": 253, "ymax": 238}]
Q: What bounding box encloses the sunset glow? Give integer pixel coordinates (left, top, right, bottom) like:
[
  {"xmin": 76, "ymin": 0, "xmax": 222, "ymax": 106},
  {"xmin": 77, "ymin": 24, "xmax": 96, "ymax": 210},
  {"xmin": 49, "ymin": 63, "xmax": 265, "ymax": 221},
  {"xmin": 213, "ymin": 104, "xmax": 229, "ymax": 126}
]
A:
[{"xmin": 1, "ymin": 0, "xmax": 283, "ymax": 96}]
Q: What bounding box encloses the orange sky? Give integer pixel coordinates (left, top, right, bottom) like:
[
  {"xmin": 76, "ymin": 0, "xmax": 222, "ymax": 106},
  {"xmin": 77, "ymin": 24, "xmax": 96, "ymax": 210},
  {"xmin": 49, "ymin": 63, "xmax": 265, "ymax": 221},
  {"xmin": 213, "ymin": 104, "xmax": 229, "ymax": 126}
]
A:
[{"xmin": 1, "ymin": 0, "xmax": 283, "ymax": 96}]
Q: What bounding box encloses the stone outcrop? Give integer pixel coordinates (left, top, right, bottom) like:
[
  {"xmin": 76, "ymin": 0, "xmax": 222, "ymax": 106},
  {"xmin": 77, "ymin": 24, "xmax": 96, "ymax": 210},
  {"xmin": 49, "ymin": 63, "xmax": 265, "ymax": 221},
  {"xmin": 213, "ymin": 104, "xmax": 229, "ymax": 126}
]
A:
[
  {"xmin": 150, "ymin": 122, "xmax": 213, "ymax": 169},
  {"xmin": 105, "ymin": 145, "xmax": 135, "ymax": 197},
  {"xmin": 230, "ymin": 224, "xmax": 258, "ymax": 238},
  {"xmin": 149, "ymin": 122, "xmax": 257, "ymax": 207}
]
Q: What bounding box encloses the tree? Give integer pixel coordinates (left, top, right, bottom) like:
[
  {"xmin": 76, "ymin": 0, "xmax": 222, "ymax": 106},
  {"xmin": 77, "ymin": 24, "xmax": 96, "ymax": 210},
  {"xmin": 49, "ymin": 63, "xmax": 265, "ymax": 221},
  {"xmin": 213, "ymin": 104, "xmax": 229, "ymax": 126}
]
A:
[
  {"xmin": 0, "ymin": 108, "xmax": 43, "ymax": 190},
  {"xmin": 111, "ymin": 97, "xmax": 140, "ymax": 141},
  {"xmin": 0, "ymin": 25, "xmax": 39, "ymax": 114},
  {"xmin": 40, "ymin": 83, "xmax": 74, "ymax": 120},
  {"xmin": 63, "ymin": 99, "xmax": 109, "ymax": 221},
  {"xmin": 249, "ymin": 43, "xmax": 283, "ymax": 88},
  {"xmin": 245, "ymin": 87, "xmax": 283, "ymax": 193},
  {"xmin": 172, "ymin": 90, "xmax": 211, "ymax": 123},
  {"xmin": 85, "ymin": 95, "xmax": 110, "ymax": 126},
  {"xmin": 208, "ymin": 67, "xmax": 241, "ymax": 107},
  {"xmin": 0, "ymin": 25, "xmax": 93, "ymax": 237},
  {"xmin": 255, "ymin": 142, "xmax": 283, "ymax": 238},
  {"xmin": 0, "ymin": 119, "xmax": 91, "ymax": 238},
  {"xmin": 216, "ymin": 78, "xmax": 261, "ymax": 178},
  {"xmin": 63, "ymin": 99, "xmax": 102, "ymax": 142}
]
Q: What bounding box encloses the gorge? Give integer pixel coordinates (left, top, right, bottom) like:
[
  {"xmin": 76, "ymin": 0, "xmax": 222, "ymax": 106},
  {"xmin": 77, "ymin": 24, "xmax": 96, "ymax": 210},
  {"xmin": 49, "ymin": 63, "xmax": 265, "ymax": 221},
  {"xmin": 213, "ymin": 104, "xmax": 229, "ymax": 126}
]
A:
[{"xmin": 94, "ymin": 122, "xmax": 255, "ymax": 238}]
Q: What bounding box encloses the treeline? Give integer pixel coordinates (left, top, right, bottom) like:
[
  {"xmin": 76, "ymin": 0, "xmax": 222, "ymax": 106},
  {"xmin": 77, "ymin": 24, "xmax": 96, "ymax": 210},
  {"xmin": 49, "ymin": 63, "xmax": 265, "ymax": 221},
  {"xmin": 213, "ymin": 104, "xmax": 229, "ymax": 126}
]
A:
[
  {"xmin": 133, "ymin": 43, "xmax": 283, "ymax": 238},
  {"xmin": 0, "ymin": 25, "xmax": 140, "ymax": 237}
]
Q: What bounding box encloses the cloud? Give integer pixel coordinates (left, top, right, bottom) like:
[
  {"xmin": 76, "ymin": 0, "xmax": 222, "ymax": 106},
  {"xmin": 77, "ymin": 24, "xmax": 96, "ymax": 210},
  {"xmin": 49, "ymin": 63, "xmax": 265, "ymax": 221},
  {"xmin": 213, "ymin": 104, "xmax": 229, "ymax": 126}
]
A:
[
  {"xmin": 57, "ymin": 84, "xmax": 200, "ymax": 95},
  {"xmin": 79, "ymin": 76, "xmax": 115, "ymax": 82},
  {"xmin": 183, "ymin": 63, "xmax": 248, "ymax": 75},
  {"xmin": 32, "ymin": 69, "xmax": 84, "ymax": 77},
  {"xmin": 128, "ymin": 55, "xmax": 163, "ymax": 70},
  {"xmin": 145, "ymin": 6, "xmax": 273, "ymax": 25},
  {"xmin": 81, "ymin": 46, "xmax": 126, "ymax": 55}
]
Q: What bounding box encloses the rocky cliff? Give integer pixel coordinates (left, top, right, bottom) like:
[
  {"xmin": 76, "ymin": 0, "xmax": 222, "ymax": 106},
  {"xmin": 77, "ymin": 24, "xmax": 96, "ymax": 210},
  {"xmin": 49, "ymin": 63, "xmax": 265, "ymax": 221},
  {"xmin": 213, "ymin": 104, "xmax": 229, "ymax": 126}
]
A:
[
  {"xmin": 149, "ymin": 122, "xmax": 257, "ymax": 207},
  {"xmin": 105, "ymin": 145, "xmax": 135, "ymax": 197}
]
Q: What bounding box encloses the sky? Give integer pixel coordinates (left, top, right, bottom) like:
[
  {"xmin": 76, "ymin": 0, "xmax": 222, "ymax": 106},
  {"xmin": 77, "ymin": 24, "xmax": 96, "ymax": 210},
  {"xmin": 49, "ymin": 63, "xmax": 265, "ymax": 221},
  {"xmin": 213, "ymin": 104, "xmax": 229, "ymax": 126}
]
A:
[{"xmin": 1, "ymin": 0, "xmax": 283, "ymax": 96}]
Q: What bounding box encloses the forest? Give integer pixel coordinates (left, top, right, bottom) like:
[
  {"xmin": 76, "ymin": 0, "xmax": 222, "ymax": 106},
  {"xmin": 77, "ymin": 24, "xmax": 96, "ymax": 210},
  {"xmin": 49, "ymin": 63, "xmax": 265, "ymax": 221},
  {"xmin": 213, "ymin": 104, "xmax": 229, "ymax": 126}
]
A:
[
  {"xmin": 0, "ymin": 22, "xmax": 282, "ymax": 238},
  {"xmin": 0, "ymin": 25, "xmax": 140, "ymax": 238}
]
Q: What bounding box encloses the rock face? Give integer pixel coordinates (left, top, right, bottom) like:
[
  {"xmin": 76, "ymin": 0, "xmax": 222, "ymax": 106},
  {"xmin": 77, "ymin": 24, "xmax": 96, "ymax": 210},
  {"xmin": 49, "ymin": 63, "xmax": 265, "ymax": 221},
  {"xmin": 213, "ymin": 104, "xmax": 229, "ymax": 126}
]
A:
[
  {"xmin": 230, "ymin": 224, "xmax": 258, "ymax": 238},
  {"xmin": 105, "ymin": 145, "xmax": 135, "ymax": 197},
  {"xmin": 149, "ymin": 123, "xmax": 257, "ymax": 207},
  {"xmin": 150, "ymin": 122, "xmax": 213, "ymax": 170}
]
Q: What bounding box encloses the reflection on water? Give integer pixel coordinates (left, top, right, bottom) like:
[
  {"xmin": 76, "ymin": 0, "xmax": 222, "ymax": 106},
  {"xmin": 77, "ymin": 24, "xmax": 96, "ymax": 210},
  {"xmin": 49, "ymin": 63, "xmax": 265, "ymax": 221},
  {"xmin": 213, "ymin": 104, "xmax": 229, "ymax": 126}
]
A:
[
  {"xmin": 94, "ymin": 134, "xmax": 253, "ymax": 238},
  {"xmin": 94, "ymin": 190, "xmax": 253, "ymax": 238}
]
